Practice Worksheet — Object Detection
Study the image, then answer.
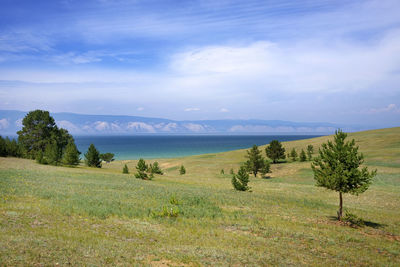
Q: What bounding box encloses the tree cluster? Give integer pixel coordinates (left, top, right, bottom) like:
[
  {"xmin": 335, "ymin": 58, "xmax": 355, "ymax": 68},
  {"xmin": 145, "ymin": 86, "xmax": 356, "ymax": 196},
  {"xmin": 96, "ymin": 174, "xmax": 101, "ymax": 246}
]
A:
[
  {"xmin": 244, "ymin": 145, "xmax": 271, "ymax": 177},
  {"xmin": 134, "ymin": 158, "xmax": 164, "ymax": 179},
  {"xmin": 2, "ymin": 110, "xmax": 82, "ymax": 166}
]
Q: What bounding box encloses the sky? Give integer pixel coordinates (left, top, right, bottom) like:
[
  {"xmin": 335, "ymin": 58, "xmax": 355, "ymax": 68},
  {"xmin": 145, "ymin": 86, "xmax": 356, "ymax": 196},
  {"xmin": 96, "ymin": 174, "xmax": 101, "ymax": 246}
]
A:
[{"xmin": 0, "ymin": 0, "xmax": 399, "ymax": 127}]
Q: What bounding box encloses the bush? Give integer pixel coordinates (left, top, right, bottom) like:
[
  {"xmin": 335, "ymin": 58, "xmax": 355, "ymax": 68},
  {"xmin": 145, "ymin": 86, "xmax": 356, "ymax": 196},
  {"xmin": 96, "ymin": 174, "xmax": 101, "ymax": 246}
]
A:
[{"xmin": 220, "ymin": 169, "xmax": 224, "ymax": 174}]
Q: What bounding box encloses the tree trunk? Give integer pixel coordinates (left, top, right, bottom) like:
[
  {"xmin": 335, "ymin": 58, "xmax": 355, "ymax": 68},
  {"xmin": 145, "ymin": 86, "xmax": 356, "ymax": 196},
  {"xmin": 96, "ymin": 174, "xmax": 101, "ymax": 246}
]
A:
[{"xmin": 338, "ymin": 192, "xmax": 343, "ymax": 220}]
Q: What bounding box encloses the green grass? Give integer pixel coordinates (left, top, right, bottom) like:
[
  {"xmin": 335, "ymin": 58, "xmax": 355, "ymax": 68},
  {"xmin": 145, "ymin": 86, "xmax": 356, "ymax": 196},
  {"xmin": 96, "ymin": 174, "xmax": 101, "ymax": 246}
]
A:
[{"xmin": 1, "ymin": 127, "xmax": 400, "ymax": 266}]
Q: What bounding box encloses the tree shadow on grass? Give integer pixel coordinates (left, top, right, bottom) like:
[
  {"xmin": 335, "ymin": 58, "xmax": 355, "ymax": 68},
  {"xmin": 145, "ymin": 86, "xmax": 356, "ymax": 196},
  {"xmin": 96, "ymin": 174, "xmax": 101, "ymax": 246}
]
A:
[{"xmin": 327, "ymin": 216, "xmax": 386, "ymax": 229}]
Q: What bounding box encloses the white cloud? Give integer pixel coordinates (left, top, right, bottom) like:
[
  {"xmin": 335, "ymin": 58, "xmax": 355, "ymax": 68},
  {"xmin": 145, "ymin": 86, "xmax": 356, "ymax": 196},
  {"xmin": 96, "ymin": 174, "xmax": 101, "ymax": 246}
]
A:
[
  {"xmin": 184, "ymin": 107, "xmax": 200, "ymax": 112},
  {"xmin": 137, "ymin": 107, "xmax": 144, "ymax": 111},
  {"xmin": 368, "ymin": 104, "xmax": 400, "ymax": 114},
  {"xmin": 93, "ymin": 121, "xmax": 110, "ymax": 131},
  {"xmin": 183, "ymin": 123, "xmax": 204, "ymax": 132},
  {"xmin": 220, "ymin": 108, "xmax": 229, "ymax": 112},
  {"xmin": 0, "ymin": 118, "xmax": 9, "ymax": 129}
]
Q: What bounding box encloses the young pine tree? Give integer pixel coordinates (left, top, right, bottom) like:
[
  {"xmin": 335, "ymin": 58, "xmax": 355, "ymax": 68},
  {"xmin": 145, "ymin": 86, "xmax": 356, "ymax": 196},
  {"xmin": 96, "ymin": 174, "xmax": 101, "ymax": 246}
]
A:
[
  {"xmin": 150, "ymin": 161, "xmax": 163, "ymax": 174},
  {"xmin": 245, "ymin": 145, "xmax": 265, "ymax": 177},
  {"xmin": 311, "ymin": 130, "xmax": 377, "ymax": 220},
  {"xmin": 135, "ymin": 159, "xmax": 149, "ymax": 179},
  {"xmin": 84, "ymin": 144, "xmax": 102, "ymax": 168},
  {"xmin": 260, "ymin": 160, "xmax": 271, "ymax": 178},
  {"xmin": 62, "ymin": 142, "xmax": 80, "ymax": 166},
  {"xmin": 232, "ymin": 166, "xmax": 250, "ymax": 191},
  {"xmin": 44, "ymin": 141, "xmax": 60, "ymax": 166},
  {"xmin": 290, "ymin": 148, "xmax": 298, "ymax": 161},
  {"xmin": 307, "ymin": 145, "xmax": 314, "ymax": 161},
  {"xmin": 122, "ymin": 164, "xmax": 129, "ymax": 174},
  {"xmin": 300, "ymin": 149, "xmax": 307, "ymax": 162},
  {"xmin": 179, "ymin": 165, "xmax": 186, "ymax": 175},
  {"xmin": 265, "ymin": 140, "xmax": 286, "ymax": 163}
]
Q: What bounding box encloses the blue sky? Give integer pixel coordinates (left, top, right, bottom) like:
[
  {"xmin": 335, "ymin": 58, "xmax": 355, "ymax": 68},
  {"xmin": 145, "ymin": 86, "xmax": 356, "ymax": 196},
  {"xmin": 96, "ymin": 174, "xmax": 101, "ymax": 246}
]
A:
[{"xmin": 0, "ymin": 0, "xmax": 399, "ymax": 127}]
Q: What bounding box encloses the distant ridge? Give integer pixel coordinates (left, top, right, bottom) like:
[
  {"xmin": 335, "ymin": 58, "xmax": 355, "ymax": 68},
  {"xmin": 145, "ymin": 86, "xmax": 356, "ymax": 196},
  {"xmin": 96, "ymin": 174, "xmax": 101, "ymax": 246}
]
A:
[{"xmin": 0, "ymin": 110, "xmax": 368, "ymax": 135}]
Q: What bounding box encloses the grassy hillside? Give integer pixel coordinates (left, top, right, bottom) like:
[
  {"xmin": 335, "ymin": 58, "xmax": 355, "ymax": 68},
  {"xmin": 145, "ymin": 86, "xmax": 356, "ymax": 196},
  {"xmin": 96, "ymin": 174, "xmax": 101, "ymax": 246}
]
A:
[{"xmin": 1, "ymin": 127, "xmax": 399, "ymax": 266}]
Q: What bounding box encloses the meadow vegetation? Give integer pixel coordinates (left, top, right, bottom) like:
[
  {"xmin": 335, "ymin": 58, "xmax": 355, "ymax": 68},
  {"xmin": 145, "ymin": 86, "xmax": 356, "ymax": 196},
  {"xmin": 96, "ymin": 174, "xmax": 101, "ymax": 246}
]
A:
[{"xmin": 1, "ymin": 127, "xmax": 400, "ymax": 265}]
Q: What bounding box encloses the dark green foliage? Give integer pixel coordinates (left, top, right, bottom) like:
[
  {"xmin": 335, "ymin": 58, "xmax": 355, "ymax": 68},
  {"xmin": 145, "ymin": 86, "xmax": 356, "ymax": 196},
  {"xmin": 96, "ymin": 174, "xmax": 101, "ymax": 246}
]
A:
[
  {"xmin": 300, "ymin": 149, "xmax": 307, "ymax": 162},
  {"xmin": 245, "ymin": 145, "xmax": 265, "ymax": 177},
  {"xmin": 149, "ymin": 161, "xmax": 163, "ymax": 174},
  {"xmin": 265, "ymin": 140, "xmax": 286, "ymax": 163},
  {"xmin": 17, "ymin": 110, "xmax": 57, "ymax": 158},
  {"xmin": 232, "ymin": 166, "xmax": 250, "ymax": 191},
  {"xmin": 84, "ymin": 144, "xmax": 102, "ymax": 168},
  {"xmin": 290, "ymin": 148, "xmax": 298, "ymax": 161},
  {"xmin": 136, "ymin": 158, "xmax": 148, "ymax": 172},
  {"xmin": 0, "ymin": 136, "xmax": 6, "ymax": 157},
  {"xmin": 44, "ymin": 142, "xmax": 61, "ymax": 166},
  {"xmin": 229, "ymin": 168, "xmax": 234, "ymax": 175},
  {"xmin": 100, "ymin": 153, "xmax": 115, "ymax": 163},
  {"xmin": 307, "ymin": 145, "xmax": 314, "ymax": 161},
  {"xmin": 220, "ymin": 169, "xmax": 224, "ymax": 174},
  {"xmin": 179, "ymin": 165, "xmax": 186, "ymax": 175},
  {"xmin": 311, "ymin": 130, "xmax": 377, "ymax": 220},
  {"xmin": 62, "ymin": 142, "xmax": 81, "ymax": 166},
  {"xmin": 35, "ymin": 150, "xmax": 45, "ymax": 164},
  {"xmin": 135, "ymin": 170, "xmax": 149, "ymax": 180},
  {"xmin": 122, "ymin": 164, "xmax": 129, "ymax": 174},
  {"xmin": 135, "ymin": 159, "xmax": 149, "ymax": 179},
  {"xmin": 3, "ymin": 137, "xmax": 22, "ymax": 157},
  {"xmin": 260, "ymin": 160, "xmax": 271, "ymax": 177},
  {"xmin": 17, "ymin": 110, "xmax": 73, "ymax": 160}
]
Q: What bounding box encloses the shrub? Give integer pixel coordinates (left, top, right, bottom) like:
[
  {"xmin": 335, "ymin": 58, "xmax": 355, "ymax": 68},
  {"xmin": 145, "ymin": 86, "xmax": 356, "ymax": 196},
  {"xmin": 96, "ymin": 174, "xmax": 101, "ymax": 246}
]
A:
[{"xmin": 220, "ymin": 169, "xmax": 224, "ymax": 174}]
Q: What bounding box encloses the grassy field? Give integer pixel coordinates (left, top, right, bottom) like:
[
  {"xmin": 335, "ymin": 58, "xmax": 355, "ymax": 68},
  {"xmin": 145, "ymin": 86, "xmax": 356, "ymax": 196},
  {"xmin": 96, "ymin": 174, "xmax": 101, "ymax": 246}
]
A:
[{"xmin": 1, "ymin": 127, "xmax": 399, "ymax": 266}]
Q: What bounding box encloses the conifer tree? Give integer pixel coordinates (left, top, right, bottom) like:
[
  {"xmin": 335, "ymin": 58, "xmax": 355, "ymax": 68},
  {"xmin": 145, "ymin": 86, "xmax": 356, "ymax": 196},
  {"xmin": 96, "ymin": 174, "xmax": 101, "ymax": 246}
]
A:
[
  {"xmin": 0, "ymin": 136, "xmax": 6, "ymax": 157},
  {"xmin": 245, "ymin": 145, "xmax": 265, "ymax": 177},
  {"xmin": 179, "ymin": 165, "xmax": 186, "ymax": 175},
  {"xmin": 300, "ymin": 149, "xmax": 307, "ymax": 162},
  {"xmin": 311, "ymin": 130, "xmax": 377, "ymax": 220},
  {"xmin": 307, "ymin": 145, "xmax": 314, "ymax": 161},
  {"xmin": 135, "ymin": 159, "xmax": 149, "ymax": 179},
  {"xmin": 260, "ymin": 159, "xmax": 271, "ymax": 177},
  {"xmin": 44, "ymin": 141, "xmax": 61, "ymax": 165},
  {"xmin": 290, "ymin": 148, "xmax": 298, "ymax": 161},
  {"xmin": 232, "ymin": 166, "xmax": 250, "ymax": 191},
  {"xmin": 150, "ymin": 161, "xmax": 163, "ymax": 174},
  {"xmin": 62, "ymin": 142, "xmax": 81, "ymax": 166},
  {"xmin": 84, "ymin": 144, "xmax": 102, "ymax": 168},
  {"xmin": 122, "ymin": 164, "xmax": 129, "ymax": 174},
  {"xmin": 265, "ymin": 140, "xmax": 286, "ymax": 163}
]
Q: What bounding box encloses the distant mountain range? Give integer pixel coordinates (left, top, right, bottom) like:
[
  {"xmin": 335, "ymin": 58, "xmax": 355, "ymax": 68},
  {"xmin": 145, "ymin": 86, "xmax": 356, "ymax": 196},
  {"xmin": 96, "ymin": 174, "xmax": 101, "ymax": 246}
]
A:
[{"xmin": 0, "ymin": 110, "xmax": 368, "ymax": 136}]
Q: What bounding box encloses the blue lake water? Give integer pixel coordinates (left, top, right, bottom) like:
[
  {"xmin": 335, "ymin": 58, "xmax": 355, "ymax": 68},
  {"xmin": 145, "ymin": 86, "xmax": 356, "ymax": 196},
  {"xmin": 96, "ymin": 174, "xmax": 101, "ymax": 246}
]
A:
[{"xmin": 74, "ymin": 135, "xmax": 321, "ymax": 160}]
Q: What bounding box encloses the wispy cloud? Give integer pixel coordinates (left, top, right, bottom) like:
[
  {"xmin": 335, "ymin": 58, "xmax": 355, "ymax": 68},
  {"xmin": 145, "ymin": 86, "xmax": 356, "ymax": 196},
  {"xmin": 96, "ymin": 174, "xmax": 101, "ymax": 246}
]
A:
[{"xmin": 184, "ymin": 108, "xmax": 200, "ymax": 112}]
